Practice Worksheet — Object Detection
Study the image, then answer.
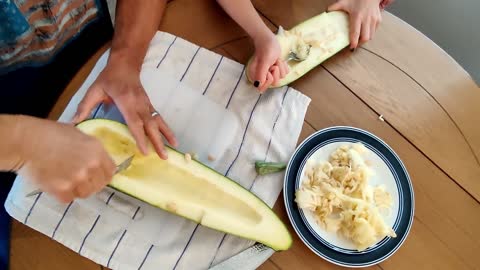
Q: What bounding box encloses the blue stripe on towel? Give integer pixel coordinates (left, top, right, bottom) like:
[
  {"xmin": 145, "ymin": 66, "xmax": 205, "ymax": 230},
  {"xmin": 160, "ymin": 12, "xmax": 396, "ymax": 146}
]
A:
[
  {"xmin": 226, "ymin": 67, "xmax": 245, "ymax": 109},
  {"xmin": 138, "ymin": 244, "xmax": 154, "ymax": 270},
  {"xmin": 249, "ymin": 87, "xmax": 290, "ymax": 191},
  {"xmin": 78, "ymin": 215, "xmax": 100, "ymax": 254},
  {"xmin": 203, "ymin": 56, "xmax": 223, "ymax": 95},
  {"xmin": 24, "ymin": 192, "xmax": 42, "ymax": 225},
  {"xmin": 172, "ymin": 225, "xmax": 200, "ymax": 270},
  {"xmin": 173, "ymin": 92, "xmax": 262, "ymax": 269},
  {"xmin": 106, "ymin": 192, "xmax": 115, "ymax": 205},
  {"xmin": 132, "ymin": 206, "xmax": 141, "ymax": 220},
  {"xmin": 107, "ymin": 229, "xmax": 127, "ymax": 267},
  {"xmin": 51, "ymin": 201, "xmax": 73, "ymax": 239},
  {"xmin": 156, "ymin": 37, "xmax": 177, "ymax": 68},
  {"xmin": 180, "ymin": 46, "xmax": 201, "ymax": 81},
  {"xmin": 225, "ymin": 94, "xmax": 262, "ymax": 176},
  {"xmin": 209, "ymin": 87, "xmax": 290, "ymax": 267}
]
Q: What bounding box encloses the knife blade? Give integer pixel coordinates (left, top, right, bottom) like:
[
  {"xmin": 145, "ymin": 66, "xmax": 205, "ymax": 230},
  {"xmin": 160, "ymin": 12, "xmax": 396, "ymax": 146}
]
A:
[
  {"xmin": 208, "ymin": 243, "xmax": 275, "ymax": 270},
  {"xmin": 25, "ymin": 155, "xmax": 135, "ymax": 197}
]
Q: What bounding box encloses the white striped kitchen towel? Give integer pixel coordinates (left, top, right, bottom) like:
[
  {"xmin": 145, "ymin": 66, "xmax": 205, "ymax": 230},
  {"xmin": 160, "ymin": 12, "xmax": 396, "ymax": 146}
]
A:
[{"xmin": 5, "ymin": 31, "xmax": 310, "ymax": 270}]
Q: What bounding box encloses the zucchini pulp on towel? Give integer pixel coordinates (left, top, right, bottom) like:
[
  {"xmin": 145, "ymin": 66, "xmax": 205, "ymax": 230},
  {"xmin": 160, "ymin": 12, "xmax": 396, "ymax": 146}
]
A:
[
  {"xmin": 76, "ymin": 119, "xmax": 292, "ymax": 251},
  {"xmin": 247, "ymin": 11, "xmax": 350, "ymax": 87}
]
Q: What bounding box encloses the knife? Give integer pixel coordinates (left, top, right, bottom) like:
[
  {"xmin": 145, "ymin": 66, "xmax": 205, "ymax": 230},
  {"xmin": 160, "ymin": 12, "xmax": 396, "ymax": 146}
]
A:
[
  {"xmin": 25, "ymin": 155, "xmax": 135, "ymax": 197},
  {"xmin": 208, "ymin": 243, "xmax": 275, "ymax": 270}
]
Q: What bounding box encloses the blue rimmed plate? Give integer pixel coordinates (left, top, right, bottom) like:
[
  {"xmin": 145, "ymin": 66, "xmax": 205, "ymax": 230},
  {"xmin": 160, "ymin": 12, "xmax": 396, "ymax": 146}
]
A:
[{"xmin": 284, "ymin": 126, "xmax": 414, "ymax": 267}]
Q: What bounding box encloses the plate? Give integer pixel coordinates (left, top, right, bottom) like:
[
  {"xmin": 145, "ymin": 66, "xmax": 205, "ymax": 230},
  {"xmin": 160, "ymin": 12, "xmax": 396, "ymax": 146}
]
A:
[{"xmin": 283, "ymin": 126, "xmax": 414, "ymax": 267}]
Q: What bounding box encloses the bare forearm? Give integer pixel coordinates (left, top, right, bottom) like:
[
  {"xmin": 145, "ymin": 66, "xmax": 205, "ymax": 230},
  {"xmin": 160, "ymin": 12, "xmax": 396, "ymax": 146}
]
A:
[
  {"xmin": 109, "ymin": 0, "xmax": 167, "ymax": 69},
  {"xmin": 0, "ymin": 115, "xmax": 26, "ymax": 172},
  {"xmin": 216, "ymin": 0, "xmax": 272, "ymax": 42}
]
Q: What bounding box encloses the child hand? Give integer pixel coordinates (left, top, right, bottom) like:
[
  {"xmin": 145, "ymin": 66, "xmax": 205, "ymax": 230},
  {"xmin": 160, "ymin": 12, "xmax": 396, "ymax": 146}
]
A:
[
  {"xmin": 328, "ymin": 0, "xmax": 385, "ymax": 49},
  {"xmin": 249, "ymin": 33, "xmax": 289, "ymax": 92}
]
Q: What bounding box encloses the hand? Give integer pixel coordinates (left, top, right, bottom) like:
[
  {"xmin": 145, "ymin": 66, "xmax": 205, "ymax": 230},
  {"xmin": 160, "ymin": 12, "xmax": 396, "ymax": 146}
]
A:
[
  {"xmin": 16, "ymin": 117, "xmax": 116, "ymax": 203},
  {"xmin": 328, "ymin": 0, "xmax": 384, "ymax": 49},
  {"xmin": 72, "ymin": 62, "xmax": 177, "ymax": 159},
  {"xmin": 249, "ymin": 32, "xmax": 289, "ymax": 92}
]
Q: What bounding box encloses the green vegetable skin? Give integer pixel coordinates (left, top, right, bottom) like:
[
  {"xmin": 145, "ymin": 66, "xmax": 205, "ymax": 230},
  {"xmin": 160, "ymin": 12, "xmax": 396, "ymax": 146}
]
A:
[
  {"xmin": 246, "ymin": 11, "xmax": 350, "ymax": 87},
  {"xmin": 255, "ymin": 161, "xmax": 287, "ymax": 175},
  {"xmin": 76, "ymin": 119, "xmax": 292, "ymax": 251}
]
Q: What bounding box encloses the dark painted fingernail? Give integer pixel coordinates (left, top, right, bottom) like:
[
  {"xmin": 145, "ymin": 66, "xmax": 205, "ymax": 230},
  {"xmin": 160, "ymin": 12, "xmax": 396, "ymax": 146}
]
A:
[
  {"xmin": 350, "ymin": 48, "xmax": 355, "ymax": 52},
  {"xmin": 254, "ymin": 81, "xmax": 260, "ymax": 87}
]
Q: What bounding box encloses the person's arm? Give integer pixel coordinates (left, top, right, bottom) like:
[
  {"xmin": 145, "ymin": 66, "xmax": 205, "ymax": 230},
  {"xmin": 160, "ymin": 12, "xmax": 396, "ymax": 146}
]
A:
[
  {"xmin": 216, "ymin": 0, "xmax": 288, "ymax": 92},
  {"xmin": 74, "ymin": 0, "xmax": 177, "ymax": 159},
  {"xmin": 0, "ymin": 115, "xmax": 116, "ymax": 203},
  {"xmin": 109, "ymin": 0, "xmax": 165, "ymax": 72},
  {"xmin": 217, "ymin": 0, "xmax": 271, "ymax": 46},
  {"xmin": 0, "ymin": 115, "xmax": 24, "ymax": 172}
]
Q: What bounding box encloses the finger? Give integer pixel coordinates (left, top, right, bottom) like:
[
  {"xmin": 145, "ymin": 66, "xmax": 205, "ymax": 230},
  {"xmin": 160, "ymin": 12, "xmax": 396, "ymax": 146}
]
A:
[
  {"xmin": 370, "ymin": 18, "xmax": 377, "ymax": 40},
  {"xmin": 155, "ymin": 115, "xmax": 177, "ymax": 147},
  {"xmin": 55, "ymin": 190, "xmax": 74, "ymax": 203},
  {"xmin": 375, "ymin": 12, "xmax": 382, "ymax": 31},
  {"xmin": 57, "ymin": 195, "xmax": 73, "ymax": 204},
  {"xmin": 128, "ymin": 114, "xmax": 149, "ymax": 155},
  {"xmin": 270, "ymin": 66, "xmax": 281, "ymax": 87},
  {"xmin": 145, "ymin": 117, "xmax": 168, "ymax": 159},
  {"xmin": 360, "ymin": 19, "xmax": 371, "ymax": 44},
  {"xmin": 72, "ymin": 84, "xmax": 106, "ymax": 124},
  {"xmin": 259, "ymin": 72, "xmax": 274, "ymax": 92},
  {"xmin": 116, "ymin": 100, "xmax": 149, "ymax": 155},
  {"xmin": 74, "ymin": 180, "xmax": 95, "ymax": 199},
  {"xmin": 91, "ymin": 174, "xmax": 108, "ymax": 194},
  {"xmin": 276, "ymin": 59, "xmax": 287, "ymax": 78},
  {"xmin": 146, "ymin": 102, "xmax": 177, "ymax": 148},
  {"xmin": 282, "ymin": 60, "xmax": 290, "ymax": 74},
  {"xmin": 327, "ymin": 0, "xmax": 344, "ymax": 12},
  {"xmin": 349, "ymin": 15, "xmax": 361, "ymax": 49},
  {"xmin": 99, "ymin": 154, "xmax": 116, "ymax": 187},
  {"xmin": 90, "ymin": 166, "xmax": 113, "ymax": 195},
  {"xmin": 253, "ymin": 56, "xmax": 271, "ymax": 88},
  {"xmin": 104, "ymin": 96, "xmax": 114, "ymax": 104},
  {"xmin": 87, "ymin": 160, "xmax": 110, "ymax": 196}
]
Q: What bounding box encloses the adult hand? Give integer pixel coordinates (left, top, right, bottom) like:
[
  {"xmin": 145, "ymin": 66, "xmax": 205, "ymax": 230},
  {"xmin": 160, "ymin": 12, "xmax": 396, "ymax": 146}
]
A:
[
  {"xmin": 17, "ymin": 117, "xmax": 116, "ymax": 203},
  {"xmin": 72, "ymin": 63, "xmax": 177, "ymax": 159}
]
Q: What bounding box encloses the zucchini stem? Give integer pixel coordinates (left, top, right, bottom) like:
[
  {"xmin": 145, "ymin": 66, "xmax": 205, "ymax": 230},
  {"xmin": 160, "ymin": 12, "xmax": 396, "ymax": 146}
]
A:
[{"xmin": 255, "ymin": 161, "xmax": 287, "ymax": 175}]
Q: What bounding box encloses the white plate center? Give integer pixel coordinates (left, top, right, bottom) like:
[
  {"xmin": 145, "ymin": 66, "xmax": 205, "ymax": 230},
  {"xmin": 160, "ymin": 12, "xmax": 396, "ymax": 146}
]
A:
[{"xmin": 298, "ymin": 141, "xmax": 400, "ymax": 252}]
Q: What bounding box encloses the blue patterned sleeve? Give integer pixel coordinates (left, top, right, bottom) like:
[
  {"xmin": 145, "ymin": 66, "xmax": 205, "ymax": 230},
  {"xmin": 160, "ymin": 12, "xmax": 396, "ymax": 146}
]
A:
[{"xmin": 0, "ymin": 0, "xmax": 30, "ymax": 45}]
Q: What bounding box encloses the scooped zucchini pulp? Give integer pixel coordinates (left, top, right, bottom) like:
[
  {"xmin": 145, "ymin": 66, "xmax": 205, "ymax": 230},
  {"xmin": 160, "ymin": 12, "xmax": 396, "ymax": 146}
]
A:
[
  {"xmin": 246, "ymin": 11, "xmax": 350, "ymax": 87},
  {"xmin": 76, "ymin": 119, "xmax": 292, "ymax": 251}
]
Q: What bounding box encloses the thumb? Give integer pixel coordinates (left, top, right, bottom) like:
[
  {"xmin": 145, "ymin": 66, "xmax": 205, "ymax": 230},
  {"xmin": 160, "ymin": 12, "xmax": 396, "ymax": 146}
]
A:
[
  {"xmin": 72, "ymin": 85, "xmax": 106, "ymax": 124},
  {"xmin": 327, "ymin": 0, "xmax": 344, "ymax": 12},
  {"xmin": 252, "ymin": 56, "xmax": 270, "ymax": 88}
]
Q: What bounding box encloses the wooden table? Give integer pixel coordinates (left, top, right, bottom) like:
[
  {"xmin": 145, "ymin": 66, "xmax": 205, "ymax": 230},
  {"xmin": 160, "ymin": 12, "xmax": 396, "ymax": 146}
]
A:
[{"xmin": 10, "ymin": 0, "xmax": 480, "ymax": 269}]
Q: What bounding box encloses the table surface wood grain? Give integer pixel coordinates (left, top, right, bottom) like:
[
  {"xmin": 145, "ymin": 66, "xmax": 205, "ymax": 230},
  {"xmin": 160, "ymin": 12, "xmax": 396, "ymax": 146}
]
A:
[{"xmin": 10, "ymin": 0, "xmax": 480, "ymax": 269}]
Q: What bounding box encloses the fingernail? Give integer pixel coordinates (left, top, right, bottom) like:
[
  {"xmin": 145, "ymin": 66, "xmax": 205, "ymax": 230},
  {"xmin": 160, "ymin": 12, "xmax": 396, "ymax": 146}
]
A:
[
  {"xmin": 350, "ymin": 48, "xmax": 355, "ymax": 52},
  {"xmin": 254, "ymin": 81, "xmax": 260, "ymax": 87}
]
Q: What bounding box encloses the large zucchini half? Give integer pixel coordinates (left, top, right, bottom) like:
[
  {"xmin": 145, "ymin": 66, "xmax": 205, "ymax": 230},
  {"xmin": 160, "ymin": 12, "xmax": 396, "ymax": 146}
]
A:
[
  {"xmin": 246, "ymin": 11, "xmax": 350, "ymax": 87},
  {"xmin": 76, "ymin": 119, "xmax": 292, "ymax": 251}
]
